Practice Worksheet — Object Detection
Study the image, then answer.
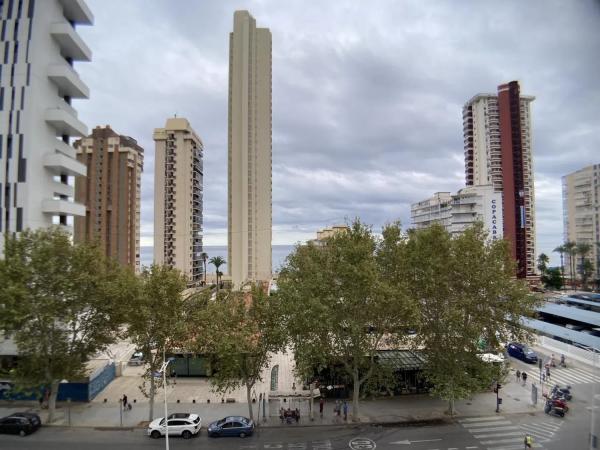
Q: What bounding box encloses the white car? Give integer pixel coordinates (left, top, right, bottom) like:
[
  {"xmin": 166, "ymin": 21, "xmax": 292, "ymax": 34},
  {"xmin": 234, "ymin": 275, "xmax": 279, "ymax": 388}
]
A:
[{"xmin": 147, "ymin": 413, "xmax": 202, "ymax": 439}]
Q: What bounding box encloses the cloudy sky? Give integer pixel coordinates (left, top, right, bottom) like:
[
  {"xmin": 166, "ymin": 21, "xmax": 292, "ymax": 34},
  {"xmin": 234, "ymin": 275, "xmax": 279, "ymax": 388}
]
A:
[{"xmin": 75, "ymin": 0, "xmax": 600, "ymax": 265}]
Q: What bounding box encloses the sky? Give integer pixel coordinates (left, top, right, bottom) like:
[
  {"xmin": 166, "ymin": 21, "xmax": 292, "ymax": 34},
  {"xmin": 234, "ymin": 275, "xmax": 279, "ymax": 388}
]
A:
[{"xmin": 74, "ymin": 0, "xmax": 600, "ymax": 266}]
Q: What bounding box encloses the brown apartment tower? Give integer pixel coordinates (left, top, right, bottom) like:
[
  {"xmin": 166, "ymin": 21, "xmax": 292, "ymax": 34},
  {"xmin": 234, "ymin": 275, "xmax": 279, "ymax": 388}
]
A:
[
  {"xmin": 74, "ymin": 126, "xmax": 144, "ymax": 272},
  {"xmin": 463, "ymin": 81, "xmax": 536, "ymax": 279}
]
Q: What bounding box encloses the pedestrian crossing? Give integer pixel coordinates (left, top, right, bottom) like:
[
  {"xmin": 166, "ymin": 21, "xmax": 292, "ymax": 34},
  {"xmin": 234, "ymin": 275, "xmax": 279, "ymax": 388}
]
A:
[
  {"xmin": 458, "ymin": 415, "xmax": 562, "ymax": 450},
  {"xmin": 543, "ymin": 366, "xmax": 600, "ymax": 386}
]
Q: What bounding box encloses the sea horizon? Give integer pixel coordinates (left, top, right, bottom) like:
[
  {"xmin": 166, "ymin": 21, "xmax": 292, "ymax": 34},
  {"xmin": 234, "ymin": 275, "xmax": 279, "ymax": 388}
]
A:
[{"xmin": 140, "ymin": 244, "xmax": 296, "ymax": 274}]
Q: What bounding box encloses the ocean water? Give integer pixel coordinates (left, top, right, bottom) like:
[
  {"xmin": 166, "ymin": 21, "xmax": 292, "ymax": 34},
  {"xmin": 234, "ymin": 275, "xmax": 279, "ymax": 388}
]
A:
[{"xmin": 140, "ymin": 244, "xmax": 296, "ymax": 274}]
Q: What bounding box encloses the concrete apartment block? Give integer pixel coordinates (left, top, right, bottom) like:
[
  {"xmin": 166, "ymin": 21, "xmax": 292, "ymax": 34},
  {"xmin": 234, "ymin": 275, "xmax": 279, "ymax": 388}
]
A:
[{"xmin": 228, "ymin": 10, "xmax": 272, "ymax": 288}]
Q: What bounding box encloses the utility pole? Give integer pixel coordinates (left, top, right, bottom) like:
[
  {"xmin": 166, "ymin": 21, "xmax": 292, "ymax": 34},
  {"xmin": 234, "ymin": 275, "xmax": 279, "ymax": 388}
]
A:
[{"xmin": 494, "ymin": 382, "xmax": 502, "ymax": 413}]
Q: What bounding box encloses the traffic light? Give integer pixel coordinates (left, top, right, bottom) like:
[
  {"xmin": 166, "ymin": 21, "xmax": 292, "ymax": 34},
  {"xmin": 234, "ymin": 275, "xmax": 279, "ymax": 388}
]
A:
[
  {"xmin": 497, "ymin": 383, "xmax": 502, "ymax": 391},
  {"xmin": 493, "ymin": 387, "xmax": 498, "ymax": 393}
]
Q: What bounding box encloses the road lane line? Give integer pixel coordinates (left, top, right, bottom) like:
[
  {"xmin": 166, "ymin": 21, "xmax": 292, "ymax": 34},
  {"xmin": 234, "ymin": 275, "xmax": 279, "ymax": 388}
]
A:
[{"xmin": 462, "ymin": 420, "xmax": 513, "ymax": 428}]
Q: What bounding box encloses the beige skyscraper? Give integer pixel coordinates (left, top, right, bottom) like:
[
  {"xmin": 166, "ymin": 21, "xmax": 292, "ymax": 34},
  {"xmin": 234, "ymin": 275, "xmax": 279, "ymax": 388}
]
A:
[
  {"xmin": 153, "ymin": 118, "xmax": 204, "ymax": 287},
  {"xmin": 562, "ymin": 164, "xmax": 600, "ymax": 281},
  {"xmin": 74, "ymin": 126, "xmax": 143, "ymax": 272},
  {"xmin": 228, "ymin": 10, "xmax": 272, "ymax": 287}
]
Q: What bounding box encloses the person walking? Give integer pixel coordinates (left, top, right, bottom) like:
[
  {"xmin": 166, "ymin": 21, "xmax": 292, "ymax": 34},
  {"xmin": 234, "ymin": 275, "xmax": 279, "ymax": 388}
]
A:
[
  {"xmin": 122, "ymin": 394, "xmax": 128, "ymax": 411},
  {"xmin": 343, "ymin": 400, "xmax": 348, "ymax": 421},
  {"xmin": 319, "ymin": 397, "xmax": 324, "ymax": 418},
  {"xmin": 516, "ymin": 369, "xmax": 521, "ymax": 382},
  {"xmin": 524, "ymin": 434, "xmax": 533, "ymax": 448},
  {"xmin": 546, "ymin": 365, "xmax": 551, "ymax": 381},
  {"xmin": 522, "ymin": 372, "xmax": 528, "ymax": 386}
]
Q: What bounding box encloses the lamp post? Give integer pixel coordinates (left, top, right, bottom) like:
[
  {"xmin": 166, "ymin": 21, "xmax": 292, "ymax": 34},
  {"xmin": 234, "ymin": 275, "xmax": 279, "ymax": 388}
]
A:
[{"xmin": 159, "ymin": 349, "xmax": 175, "ymax": 450}]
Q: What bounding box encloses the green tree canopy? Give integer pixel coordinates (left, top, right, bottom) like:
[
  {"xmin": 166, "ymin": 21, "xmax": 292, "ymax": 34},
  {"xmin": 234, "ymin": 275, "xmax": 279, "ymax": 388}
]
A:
[
  {"xmin": 404, "ymin": 223, "xmax": 539, "ymax": 414},
  {"xmin": 0, "ymin": 228, "xmax": 136, "ymax": 422},
  {"xmin": 191, "ymin": 287, "xmax": 285, "ymax": 420},
  {"xmin": 124, "ymin": 264, "xmax": 188, "ymax": 421},
  {"xmin": 277, "ymin": 220, "xmax": 417, "ymax": 421}
]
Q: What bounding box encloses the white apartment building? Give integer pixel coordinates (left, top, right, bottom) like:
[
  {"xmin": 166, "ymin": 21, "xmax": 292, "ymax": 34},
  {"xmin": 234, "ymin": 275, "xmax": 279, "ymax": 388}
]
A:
[
  {"xmin": 228, "ymin": 10, "xmax": 272, "ymax": 288},
  {"xmin": 0, "ymin": 0, "xmax": 92, "ymax": 253},
  {"xmin": 153, "ymin": 118, "xmax": 204, "ymax": 287},
  {"xmin": 411, "ymin": 185, "xmax": 503, "ymax": 240},
  {"xmin": 562, "ymin": 164, "xmax": 600, "ymax": 280}
]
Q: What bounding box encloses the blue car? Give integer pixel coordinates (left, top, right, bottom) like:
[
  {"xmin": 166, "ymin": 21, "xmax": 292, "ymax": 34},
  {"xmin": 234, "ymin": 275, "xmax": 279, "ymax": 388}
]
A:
[
  {"xmin": 207, "ymin": 416, "xmax": 254, "ymax": 438},
  {"xmin": 506, "ymin": 342, "xmax": 538, "ymax": 363}
]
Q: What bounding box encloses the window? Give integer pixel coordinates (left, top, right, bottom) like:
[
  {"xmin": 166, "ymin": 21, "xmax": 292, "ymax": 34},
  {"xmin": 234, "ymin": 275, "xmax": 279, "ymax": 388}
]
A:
[{"xmin": 270, "ymin": 365, "xmax": 279, "ymax": 391}]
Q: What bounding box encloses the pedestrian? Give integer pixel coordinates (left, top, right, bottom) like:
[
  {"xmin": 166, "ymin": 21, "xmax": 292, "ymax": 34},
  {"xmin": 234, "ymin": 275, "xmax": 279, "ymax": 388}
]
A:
[
  {"xmin": 334, "ymin": 400, "xmax": 340, "ymax": 417},
  {"xmin": 171, "ymin": 369, "xmax": 177, "ymax": 385},
  {"xmin": 546, "ymin": 365, "xmax": 551, "ymax": 381},
  {"xmin": 319, "ymin": 397, "xmax": 324, "ymax": 418},
  {"xmin": 524, "ymin": 434, "xmax": 533, "ymax": 448},
  {"xmin": 343, "ymin": 400, "xmax": 348, "ymax": 421},
  {"xmin": 279, "ymin": 407, "xmax": 285, "ymax": 423},
  {"xmin": 542, "ymin": 372, "xmax": 546, "ymax": 382},
  {"xmin": 122, "ymin": 394, "xmax": 128, "ymax": 410},
  {"xmin": 295, "ymin": 407, "xmax": 300, "ymax": 423},
  {"xmin": 560, "ymin": 354, "xmax": 566, "ymax": 367},
  {"xmin": 522, "ymin": 372, "xmax": 527, "ymax": 386},
  {"xmin": 516, "ymin": 369, "xmax": 521, "ymax": 382}
]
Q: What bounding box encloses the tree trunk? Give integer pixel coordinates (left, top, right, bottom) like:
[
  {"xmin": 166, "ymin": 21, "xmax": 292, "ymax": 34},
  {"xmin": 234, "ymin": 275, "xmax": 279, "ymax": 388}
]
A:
[
  {"xmin": 246, "ymin": 382, "xmax": 254, "ymax": 421},
  {"xmin": 148, "ymin": 373, "xmax": 155, "ymax": 422},
  {"xmin": 47, "ymin": 379, "xmax": 59, "ymax": 423},
  {"xmin": 447, "ymin": 398, "xmax": 456, "ymax": 415},
  {"xmin": 352, "ymin": 367, "xmax": 360, "ymax": 422}
]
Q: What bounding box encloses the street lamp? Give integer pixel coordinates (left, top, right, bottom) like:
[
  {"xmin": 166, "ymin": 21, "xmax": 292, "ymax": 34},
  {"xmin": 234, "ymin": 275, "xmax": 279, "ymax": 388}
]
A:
[{"xmin": 159, "ymin": 349, "xmax": 175, "ymax": 450}]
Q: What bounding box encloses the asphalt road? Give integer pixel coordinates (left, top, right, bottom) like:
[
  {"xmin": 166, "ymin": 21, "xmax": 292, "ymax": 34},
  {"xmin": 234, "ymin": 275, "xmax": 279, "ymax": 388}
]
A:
[{"xmin": 0, "ymin": 412, "xmax": 588, "ymax": 450}]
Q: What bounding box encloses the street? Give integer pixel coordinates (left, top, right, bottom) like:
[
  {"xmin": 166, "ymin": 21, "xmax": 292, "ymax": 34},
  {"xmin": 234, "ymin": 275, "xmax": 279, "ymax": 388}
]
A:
[{"xmin": 0, "ymin": 411, "xmax": 586, "ymax": 450}]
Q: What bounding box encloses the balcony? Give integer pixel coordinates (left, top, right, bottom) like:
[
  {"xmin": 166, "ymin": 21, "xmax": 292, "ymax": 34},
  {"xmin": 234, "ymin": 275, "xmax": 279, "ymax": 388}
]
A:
[
  {"xmin": 42, "ymin": 199, "xmax": 85, "ymax": 217},
  {"xmin": 44, "ymin": 152, "xmax": 86, "ymax": 177},
  {"xmin": 54, "ymin": 139, "xmax": 77, "ymax": 158},
  {"xmin": 45, "ymin": 107, "xmax": 87, "ymax": 137},
  {"xmin": 58, "ymin": 0, "xmax": 94, "ymax": 25},
  {"xmin": 50, "ymin": 22, "xmax": 92, "ymax": 61},
  {"xmin": 48, "ymin": 64, "xmax": 89, "ymax": 98},
  {"xmin": 51, "ymin": 180, "xmax": 74, "ymax": 198}
]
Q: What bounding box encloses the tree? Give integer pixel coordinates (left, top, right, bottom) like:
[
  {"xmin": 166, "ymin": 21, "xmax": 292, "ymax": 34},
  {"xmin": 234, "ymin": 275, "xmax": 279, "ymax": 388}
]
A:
[
  {"xmin": 552, "ymin": 245, "xmax": 566, "ymax": 290},
  {"xmin": 201, "ymin": 252, "xmax": 208, "ymax": 286},
  {"xmin": 563, "ymin": 241, "xmax": 577, "ymax": 289},
  {"xmin": 576, "ymin": 242, "xmax": 592, "ymax": 290},
  {"xmin": 277, "ymin": 220, "xmax": 416, "ymax": 421},
  {"xmin": 404, "ymin": 223, "xmax": 538, "ymax": 415},
  {"xmin": 125, "ymin": 264, "xmax": 188, "ymax": 421},
  {"xmin": 541, "ymin": 267, "xmax": 563, "ymax": 290},
  {"xmin": 537, "ymin": 253, "xmax": 549, "ymax": 276},
  {"xmin": 581, "ymin": 260, "xmax": 594, "ymax": 291},
  {"xmin": 192, "ymin": 288, "xmax": 285, "ymax": 421},
  {"xmin": 0, "ymin": 228, "xmax": 135, "ymax": 422},
  {"xmin": 209, "ymin": 256, "xmax": 226, "ymax": 290}
]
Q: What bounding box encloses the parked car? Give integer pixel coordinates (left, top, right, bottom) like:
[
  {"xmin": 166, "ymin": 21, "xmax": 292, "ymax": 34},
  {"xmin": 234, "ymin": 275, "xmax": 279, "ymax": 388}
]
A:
[
  {"xmin": 128, "ymin": 351, "xmax": 144, "ymax": 366},
  {"xmin": 0, "ymin": 414, "xmax": 41, "ymax": 436},
  {"xmin": 207, "ymin": 416, "xmax": 255, "ymax": 438},
  {"xmin": 10, "ymin": 412, "xmax": 41, "ymax": 428},
  {"xmin": 506, "ymin": 342, "xmax": 538, "ymax": 363},
  {"xmin": 147, "ymin": 413, "xmax": 201, "ymax": 439}
]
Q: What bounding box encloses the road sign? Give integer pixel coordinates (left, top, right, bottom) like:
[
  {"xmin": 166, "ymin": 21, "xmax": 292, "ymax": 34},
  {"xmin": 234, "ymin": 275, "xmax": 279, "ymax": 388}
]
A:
[{"xmin": 349, "ymin": 437, "xmax": 376, "ymax": 449}]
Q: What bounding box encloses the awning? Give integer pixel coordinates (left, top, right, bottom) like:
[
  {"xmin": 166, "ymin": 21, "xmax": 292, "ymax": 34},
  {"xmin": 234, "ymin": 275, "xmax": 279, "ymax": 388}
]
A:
[{"xmin": 376, "ymin": 350, "xmax": 426, "ymax": 371}]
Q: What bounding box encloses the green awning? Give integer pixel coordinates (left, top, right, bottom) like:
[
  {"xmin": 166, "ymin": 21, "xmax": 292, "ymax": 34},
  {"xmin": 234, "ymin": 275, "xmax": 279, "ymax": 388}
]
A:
[{"xmin": 376, "ymin": 350, "xmax": 426, "ymax": 371}]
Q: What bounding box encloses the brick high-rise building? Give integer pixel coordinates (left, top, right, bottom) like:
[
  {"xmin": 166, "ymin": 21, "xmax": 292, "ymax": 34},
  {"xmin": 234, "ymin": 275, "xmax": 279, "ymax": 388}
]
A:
[
  {"xmin": 0, "ymin": 0, "xmax": 93, "ymax": 254},
  {"xmin": 73, "ymin": 126, "xmax": 143, "ymax": 272},
  {"xmin": 228, "ymin": 10, "xmax": 272, "ymax": 288},
  {"xmin": 463, "ymin": 81, "xmax": 536, "ymax": 279},
  {"xmin": 153, "ymin": 118, "xmax": 203, "ymax": 287}
]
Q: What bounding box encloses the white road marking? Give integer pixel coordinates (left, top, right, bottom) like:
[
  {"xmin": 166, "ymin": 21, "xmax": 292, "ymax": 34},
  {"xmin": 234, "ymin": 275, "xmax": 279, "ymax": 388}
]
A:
[
  {"xmin": 459, "ymin": 416, "xmax": 506, "ymax": 423},
  {"xmin": 462, "ymin": 420, "xmax": 513, "ymax": 428}
]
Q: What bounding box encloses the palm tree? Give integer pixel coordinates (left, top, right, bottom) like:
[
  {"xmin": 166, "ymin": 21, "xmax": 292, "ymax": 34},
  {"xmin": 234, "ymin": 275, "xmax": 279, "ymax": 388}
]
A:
[
  {"xmin": 563, "ymin": 241, "xmax": 577, "ymax": 289},
  {"xmin": 537, "ymin": 253, "xmax": 549, "ymax": 276},
  {"xmin": 209, "ymin": 256, "xmax": 226, "ymax": 291},
  {"xmin": 576, "ymin": 242, "xmax": 592, "ymax": 290},
  {"xmin": 201, "ymin": 252, "xmax": 208, "ymax": 286},
  {"xmin": 553, "ymin": 245, "xmax": 566, "ymax": 290}
]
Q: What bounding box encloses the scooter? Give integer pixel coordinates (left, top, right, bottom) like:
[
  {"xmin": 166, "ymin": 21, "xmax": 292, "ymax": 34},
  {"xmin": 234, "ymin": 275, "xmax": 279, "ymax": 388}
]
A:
[
  {"xmin": 549, "ymin": 396, "xmax": 569, "ymax": 413},
  {"xmin": 544, "ymin": 400, "xmax": 566, "ymax": 417}
]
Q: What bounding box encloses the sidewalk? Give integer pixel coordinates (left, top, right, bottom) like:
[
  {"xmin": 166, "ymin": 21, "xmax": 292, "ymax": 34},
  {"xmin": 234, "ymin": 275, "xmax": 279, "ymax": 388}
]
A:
[{"xmin": 0, "ymin": 373, "xmax": 543, "ymax": 429}]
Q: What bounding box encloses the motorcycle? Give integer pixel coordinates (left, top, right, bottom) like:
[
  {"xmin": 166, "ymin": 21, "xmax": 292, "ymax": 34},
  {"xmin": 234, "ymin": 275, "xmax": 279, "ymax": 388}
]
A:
[
  {"xmin": 551, "ymin": 384, "xmax": 572, "ymax": 401},
  {"xmin": 544, "ymin": 399, "xmax": 566, "ymax": 417}
]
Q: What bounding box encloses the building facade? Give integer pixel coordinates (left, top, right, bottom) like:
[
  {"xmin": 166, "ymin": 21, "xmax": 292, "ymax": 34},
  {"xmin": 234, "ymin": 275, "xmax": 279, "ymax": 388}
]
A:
[
  {"xmin": 228, "ymin": 10, "xmax": 272, "ymax": 288},
  {"xmin": 0, "ymin": 0, "xmax": 92, "ymax": 254},
  {"xmin": 73, "ymin": 126, "xmax": 143, "ymax": 272},
  {"xmin": 153, "ymin": 118, "xmax": 203, "ymax": 287},
  {"xmin": 411, "ymin": 185, "xmax": 503, "ymax": 240},
  {"xmin": 562, "ymin": 164, "xmax": 600, "ymax": 281},
  {"xmin": 463, "ymin": 81, "xmax": 536, "ymax": 278}
]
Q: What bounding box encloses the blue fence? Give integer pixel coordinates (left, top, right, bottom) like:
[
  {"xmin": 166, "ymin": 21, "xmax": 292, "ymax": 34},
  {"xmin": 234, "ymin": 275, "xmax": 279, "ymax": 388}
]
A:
[{"xmin": 0, "ymin": 361, "xmax": 116, "ymax": 402}]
